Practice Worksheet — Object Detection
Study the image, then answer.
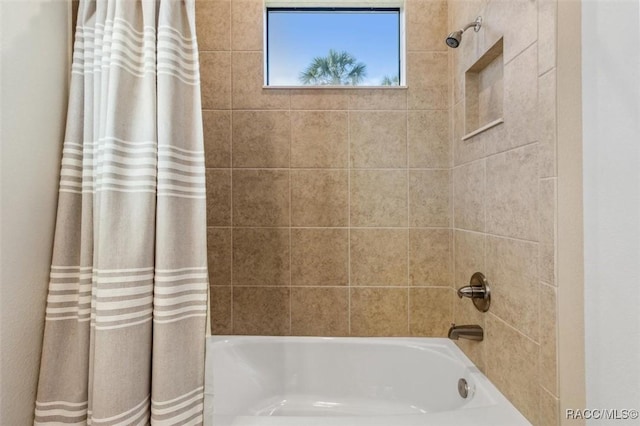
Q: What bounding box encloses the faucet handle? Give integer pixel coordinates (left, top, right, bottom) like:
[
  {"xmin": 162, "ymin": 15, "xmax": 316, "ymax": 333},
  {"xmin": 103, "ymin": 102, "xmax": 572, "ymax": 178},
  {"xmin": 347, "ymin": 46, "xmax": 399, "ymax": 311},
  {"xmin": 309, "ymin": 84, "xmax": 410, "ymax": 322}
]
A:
[
  {"xmin": 456, "ymin": 272, "xmax": 491, "ymax": 313},
  {"xmin": 457, "ymin": 285, "xmax": 486, "ymax": 299}
]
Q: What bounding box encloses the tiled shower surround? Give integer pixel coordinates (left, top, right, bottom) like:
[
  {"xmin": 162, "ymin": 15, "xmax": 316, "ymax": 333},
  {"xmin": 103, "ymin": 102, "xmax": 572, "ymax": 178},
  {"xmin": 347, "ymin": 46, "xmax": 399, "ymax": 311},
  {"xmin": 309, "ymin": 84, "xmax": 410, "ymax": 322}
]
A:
[
  {"xmin": 199, "ymin": 0, "xmax": 453, "ymax": 337},
  {"xmin": 199, "ymin": 0, "xmax": 560, "ymax": 424},
  {"xmin": 449, "ymin": 0, "xmax": 560, "ymax": 424}
]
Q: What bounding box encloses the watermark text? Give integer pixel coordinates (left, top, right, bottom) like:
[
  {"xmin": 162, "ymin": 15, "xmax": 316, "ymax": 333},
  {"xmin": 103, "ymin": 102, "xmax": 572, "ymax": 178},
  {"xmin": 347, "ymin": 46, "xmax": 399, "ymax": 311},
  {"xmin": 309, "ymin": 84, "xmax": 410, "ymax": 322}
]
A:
[{"xmin": 566, "ymin": 409, "xmax": 639, "ymax": 421}]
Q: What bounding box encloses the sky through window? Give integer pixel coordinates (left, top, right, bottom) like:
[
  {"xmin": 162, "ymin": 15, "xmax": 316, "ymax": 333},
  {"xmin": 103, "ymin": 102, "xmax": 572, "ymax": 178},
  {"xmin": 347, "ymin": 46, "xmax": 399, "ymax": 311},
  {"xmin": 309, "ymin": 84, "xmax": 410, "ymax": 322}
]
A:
[{"xmin": 267, "ymin": 9, "xmax": 401, "ymax": 86}]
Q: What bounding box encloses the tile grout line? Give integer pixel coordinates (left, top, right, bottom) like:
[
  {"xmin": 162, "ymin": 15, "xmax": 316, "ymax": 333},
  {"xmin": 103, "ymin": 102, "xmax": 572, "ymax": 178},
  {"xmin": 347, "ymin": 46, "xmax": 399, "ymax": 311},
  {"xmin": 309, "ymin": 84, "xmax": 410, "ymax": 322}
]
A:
[
  {"xmin": 451, "ymin": 226, "xmax": 540, "ymax": 246},
  {"xmin": 224, "ymin": 285, "xmax": 450, "ymax": 289},
  {"xmin": 208, "ymin": 167, "xmax": 451, "ymax": 171},
  {"xmin": 288, "ymin": 91, "xmax": 292, "ymax": 336},
  {"xmin": 206, "ymin": 225, "xmax": 452, "ymax": 230},
  {"xmin": 202, "ymin": 108, "xmax": 451, "ymax": 113},
  {"xmin": 483, "ymin": 154, "xmax": 487, "ymax": 234},
  {"xmin": 228, "ymin": 1, "xmax": 234, "ymax": 335},
  {"xmin": 480, "ymin": 225, "xmax": 487, "ymax": 366},
  {"xmin": 451, "ymin": 140, "xmax": 540, "ymax": 169},
  {"xmin": 488, "ymin": 312, "xmax": 540, "ymax": 347},
  {"xmin": 540, "ymin": 383, "xmax": 560, "ymax": 400},
  {"xmin": 538, "ymin": 65, "xmax": 556, "ymax": 79},
  {"xmin": 539, "ymin": 280, "xmax": 557, "ymax": 289},
  {"xmin": 451, "ymin": 93, "xmax": 457, "ymax": 328},
  {"xmin": 406, "ymin": 90, "xmax": 411, "ymax": 336},
  {"xmin": 537, "ymin": 175, "xmax": 543, "ymax": 358},
  {"xmin": 347, "ymin": 108, "xmax": 352, "ymax": 336},
  {"xmin": 503, "ymin": 39, "xmax": 538, "ymax": 69},
  {"xmin": 229, "ymin": 146, "xmax": 234, "ymax": 333}
]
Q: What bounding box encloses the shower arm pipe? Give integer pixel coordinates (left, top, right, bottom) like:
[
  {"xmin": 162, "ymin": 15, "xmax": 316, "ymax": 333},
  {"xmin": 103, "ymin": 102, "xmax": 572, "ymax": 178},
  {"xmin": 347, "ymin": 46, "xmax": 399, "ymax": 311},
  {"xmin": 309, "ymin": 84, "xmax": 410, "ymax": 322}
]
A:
[{"xmin": 460, "ymin": 16, "xmax": 482, "ymax": 34}]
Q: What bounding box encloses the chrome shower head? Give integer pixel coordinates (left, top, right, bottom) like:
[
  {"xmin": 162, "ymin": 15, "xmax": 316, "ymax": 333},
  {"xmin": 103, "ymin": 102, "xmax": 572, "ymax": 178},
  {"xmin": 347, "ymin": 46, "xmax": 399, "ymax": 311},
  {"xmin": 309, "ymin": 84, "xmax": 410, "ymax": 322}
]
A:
[
  {"xmin": 445, "ymin": 16, "xmax": 482, "ymax": 48},
  {"xmin": 446, "ymin": 31, "xmax": 463, "ymax": 48}
]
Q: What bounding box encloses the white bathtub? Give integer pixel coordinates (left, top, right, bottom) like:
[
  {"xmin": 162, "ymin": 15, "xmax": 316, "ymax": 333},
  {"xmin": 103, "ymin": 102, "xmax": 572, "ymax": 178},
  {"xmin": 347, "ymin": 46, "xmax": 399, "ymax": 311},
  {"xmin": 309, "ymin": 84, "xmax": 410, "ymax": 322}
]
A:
[{"xmin": 204, "ymin": 336, "xmax": 531, "ymax": 426}]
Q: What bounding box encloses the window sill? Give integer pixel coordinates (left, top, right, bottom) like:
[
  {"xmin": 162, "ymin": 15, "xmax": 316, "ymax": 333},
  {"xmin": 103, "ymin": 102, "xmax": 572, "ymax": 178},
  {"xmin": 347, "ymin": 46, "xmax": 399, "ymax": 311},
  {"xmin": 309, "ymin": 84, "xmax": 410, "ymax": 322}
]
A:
[{"xmin": 262, "ymin": 85, "xmax": 408, "ymax": 90}]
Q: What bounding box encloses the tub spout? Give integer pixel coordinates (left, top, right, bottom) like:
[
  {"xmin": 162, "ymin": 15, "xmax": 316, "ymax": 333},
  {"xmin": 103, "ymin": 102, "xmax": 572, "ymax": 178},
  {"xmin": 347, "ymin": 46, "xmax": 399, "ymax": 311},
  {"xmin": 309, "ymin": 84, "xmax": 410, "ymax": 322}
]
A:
[{"xmin": 448, "ymin": 324, "xmax": 483, "ymax": 341}]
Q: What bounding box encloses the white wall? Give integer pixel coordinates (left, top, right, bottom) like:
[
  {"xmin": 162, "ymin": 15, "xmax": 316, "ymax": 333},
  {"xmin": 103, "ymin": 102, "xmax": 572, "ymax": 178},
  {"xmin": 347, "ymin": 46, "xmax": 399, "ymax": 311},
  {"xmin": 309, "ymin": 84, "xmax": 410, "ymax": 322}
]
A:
[
  {"xmin": 0, "ymin": 0, "xmax": 70, "ymax": 424},
  {"xmin": 583, "ymin": 0, "xmax": 640, "ymax": 422}
]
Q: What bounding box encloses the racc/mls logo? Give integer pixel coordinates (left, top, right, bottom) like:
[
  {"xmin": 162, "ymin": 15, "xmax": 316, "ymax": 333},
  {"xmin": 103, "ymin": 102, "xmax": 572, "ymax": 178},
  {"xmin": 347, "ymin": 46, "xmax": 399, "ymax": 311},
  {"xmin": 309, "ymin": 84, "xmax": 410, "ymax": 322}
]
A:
[{"xmin": 565, "ymin": 409, "xmax": 639, "ymax": 420}]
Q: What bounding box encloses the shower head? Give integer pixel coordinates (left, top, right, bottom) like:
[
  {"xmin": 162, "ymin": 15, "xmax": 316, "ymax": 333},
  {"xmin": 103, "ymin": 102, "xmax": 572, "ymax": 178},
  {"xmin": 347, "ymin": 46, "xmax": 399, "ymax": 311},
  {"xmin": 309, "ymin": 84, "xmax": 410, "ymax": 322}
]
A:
[
  {"xmin": 446, "ymin": 31, "xmax": 463, "ymax": 48},
  {"xmin": 445, "ymin": 16, "xmax": 482, "ymax": 48}
]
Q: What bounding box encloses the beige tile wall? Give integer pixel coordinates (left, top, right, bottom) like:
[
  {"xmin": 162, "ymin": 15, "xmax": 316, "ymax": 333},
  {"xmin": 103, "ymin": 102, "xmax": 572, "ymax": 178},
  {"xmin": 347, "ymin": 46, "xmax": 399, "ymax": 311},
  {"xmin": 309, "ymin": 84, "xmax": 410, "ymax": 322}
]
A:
[
  {"xmin": 449, "ymin": 0, "xmax": 559, "ymax": 424},
  {"xmin": 198, "ymin": 0, "xmax": 454, "ymax": 338}
]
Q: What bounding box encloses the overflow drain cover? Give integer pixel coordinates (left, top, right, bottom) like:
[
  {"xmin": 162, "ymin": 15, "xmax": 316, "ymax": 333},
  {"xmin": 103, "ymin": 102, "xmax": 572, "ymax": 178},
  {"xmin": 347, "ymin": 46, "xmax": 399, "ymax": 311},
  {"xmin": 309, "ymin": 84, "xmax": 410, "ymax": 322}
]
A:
[{"xmin": 458, "ymin": 378, "xmax": 469, "ymax": 398}]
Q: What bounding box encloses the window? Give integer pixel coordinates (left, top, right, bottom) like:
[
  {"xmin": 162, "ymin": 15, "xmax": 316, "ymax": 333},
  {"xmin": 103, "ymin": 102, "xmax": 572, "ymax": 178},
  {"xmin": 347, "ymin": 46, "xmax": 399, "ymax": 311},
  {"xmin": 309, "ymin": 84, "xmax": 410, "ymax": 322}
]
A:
[{"xmin": 266, "ymin": 6, "xmax": 403, "ymax": 87}]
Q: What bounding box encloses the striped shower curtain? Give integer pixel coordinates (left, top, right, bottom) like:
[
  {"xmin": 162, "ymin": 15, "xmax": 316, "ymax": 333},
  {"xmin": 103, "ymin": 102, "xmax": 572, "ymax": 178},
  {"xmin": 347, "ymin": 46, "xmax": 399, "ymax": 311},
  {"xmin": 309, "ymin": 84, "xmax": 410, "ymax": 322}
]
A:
[{"xmin": 34, "ymin": 0, "xmax": 208, "ymax": 424}]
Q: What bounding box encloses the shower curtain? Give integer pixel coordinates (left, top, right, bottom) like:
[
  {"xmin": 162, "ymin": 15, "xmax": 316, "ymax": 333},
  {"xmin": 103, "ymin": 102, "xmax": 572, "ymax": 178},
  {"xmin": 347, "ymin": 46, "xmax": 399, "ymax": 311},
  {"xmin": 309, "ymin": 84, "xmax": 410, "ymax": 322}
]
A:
[{"xmin": 34, "ymin": 0, "xmax": 208, "ymax": 424}]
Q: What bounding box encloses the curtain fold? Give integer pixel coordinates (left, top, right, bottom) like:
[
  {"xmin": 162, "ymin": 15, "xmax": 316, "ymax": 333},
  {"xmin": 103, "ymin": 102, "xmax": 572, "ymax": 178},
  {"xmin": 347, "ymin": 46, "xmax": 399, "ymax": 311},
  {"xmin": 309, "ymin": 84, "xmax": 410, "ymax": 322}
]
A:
[{"xmin": 35, "ymin": 0, "xmax": 208, "ymax": 424}]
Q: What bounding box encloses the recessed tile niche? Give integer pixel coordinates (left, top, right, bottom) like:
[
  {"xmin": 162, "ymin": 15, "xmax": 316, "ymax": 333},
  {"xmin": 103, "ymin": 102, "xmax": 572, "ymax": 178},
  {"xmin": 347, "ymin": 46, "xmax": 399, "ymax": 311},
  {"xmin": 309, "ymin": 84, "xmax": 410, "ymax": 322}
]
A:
[{"xmin": 464, "ymin": 38, "xmax": 504, "ymax": 140}]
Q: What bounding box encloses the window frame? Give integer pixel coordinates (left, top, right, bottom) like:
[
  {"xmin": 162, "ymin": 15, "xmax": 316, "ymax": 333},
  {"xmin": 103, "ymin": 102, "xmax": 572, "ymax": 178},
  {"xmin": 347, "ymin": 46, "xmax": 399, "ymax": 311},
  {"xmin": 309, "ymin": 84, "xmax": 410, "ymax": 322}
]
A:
[{"xmin": 263, "ymin": 3, "xmax": 406, "ymax": 88}]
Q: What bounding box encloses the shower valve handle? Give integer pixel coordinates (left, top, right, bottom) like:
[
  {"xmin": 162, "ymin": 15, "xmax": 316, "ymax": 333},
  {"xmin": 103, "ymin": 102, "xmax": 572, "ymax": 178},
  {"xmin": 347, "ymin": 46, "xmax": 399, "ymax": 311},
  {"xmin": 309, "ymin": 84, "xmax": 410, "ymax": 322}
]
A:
[
  {"xmin": 457, "ymin": 285, "xmax": 487, "ymax": 299},
  {"xmin": 456, "ymin": 272, "xmax": 491, "ymax": 313}
]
